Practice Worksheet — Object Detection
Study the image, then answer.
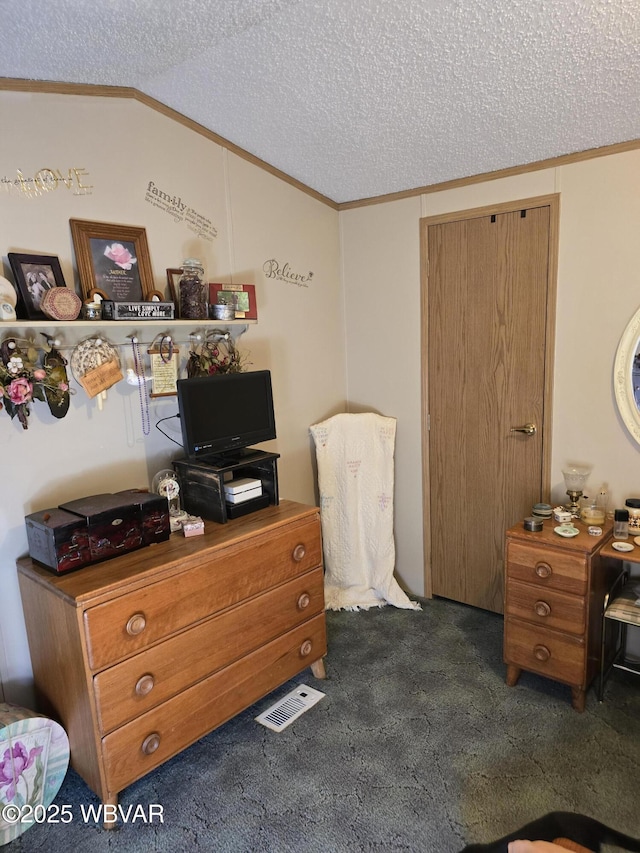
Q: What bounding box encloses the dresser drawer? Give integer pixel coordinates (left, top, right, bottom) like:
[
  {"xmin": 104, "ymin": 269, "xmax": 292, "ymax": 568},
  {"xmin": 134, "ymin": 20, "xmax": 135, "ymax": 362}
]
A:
[
  {"xmin": 504, "ymin": 618, "xmax": 585, "ymax": 686},
  {"xmin": 506, "ymin": 540, "xmax": 588, "ymax": 595},
  {"xmin": 84, "ymin": 516, "xmax": 321, "ymax": 670},
  {"xmin": 94, "ymin": 568, "xmax": 324, "ymax": 733},
  {"xmin": 505, "ymin": 579, "xmax": 586, "ymax": 636},
  {"xmin": 102, "ymin": 614, "xmax": 327, "ymax": 793}
]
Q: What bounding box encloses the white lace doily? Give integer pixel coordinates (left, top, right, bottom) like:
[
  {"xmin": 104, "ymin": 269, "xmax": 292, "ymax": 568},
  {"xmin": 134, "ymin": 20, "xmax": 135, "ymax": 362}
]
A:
[{"xmin": 70, "ymin": 336, "xmax": 120, "ymax": 379}]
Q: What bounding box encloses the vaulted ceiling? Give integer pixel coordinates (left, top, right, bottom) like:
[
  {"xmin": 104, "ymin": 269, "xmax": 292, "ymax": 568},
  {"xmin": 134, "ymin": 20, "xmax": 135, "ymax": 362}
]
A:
[{"xmin": 2, "ymin": 0, "xmax": 639, "ymax": 204}]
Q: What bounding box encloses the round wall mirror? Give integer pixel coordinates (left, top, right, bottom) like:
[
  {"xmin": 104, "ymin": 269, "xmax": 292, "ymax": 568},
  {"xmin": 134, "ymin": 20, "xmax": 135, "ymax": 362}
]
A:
[{"xmin": 614, "ymin": 304, "xmax": 640, "ymax": 445}]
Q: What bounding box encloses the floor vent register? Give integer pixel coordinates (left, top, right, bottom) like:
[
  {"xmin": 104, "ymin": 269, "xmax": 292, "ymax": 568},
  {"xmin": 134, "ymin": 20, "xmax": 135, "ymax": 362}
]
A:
[{"xmin": 255, "ymin": 684, "xmax": 325, "ymax": 732}]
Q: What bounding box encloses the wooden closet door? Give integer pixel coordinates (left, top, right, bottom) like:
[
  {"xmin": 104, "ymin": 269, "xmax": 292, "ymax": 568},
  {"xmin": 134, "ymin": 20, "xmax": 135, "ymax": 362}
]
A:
[{"xmin": 426, "ymin": 204, "xmax": 551, "ymax": 612}]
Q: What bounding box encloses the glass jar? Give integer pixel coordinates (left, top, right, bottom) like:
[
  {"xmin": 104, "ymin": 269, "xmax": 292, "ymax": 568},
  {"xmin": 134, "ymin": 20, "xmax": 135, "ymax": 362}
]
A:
[
  {"xmin": 625, "ymin": 498, "xmax": 640, "ymax": 535},
  {"xmin": 179, "ymin": 258, "xmax": 208, "ymax": 320},
  {"xmin": 580, "ymin": 497, "xmax": 606, "ymax": 526},
  {"xmin": 613, "ymin": 508, "xmax": 629, "ymax": 540}
]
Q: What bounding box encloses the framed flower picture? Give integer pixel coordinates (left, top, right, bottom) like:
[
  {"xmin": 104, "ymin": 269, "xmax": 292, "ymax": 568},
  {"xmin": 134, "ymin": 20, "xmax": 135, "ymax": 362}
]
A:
[
  {"xmin": 209, "ymin": 283, "xmax": 257, "ymax": 320},
  {"xmin": 7, "ymin": 253, "xmax": 68, "ymax": 320},
  {"xmin": 70, "ymin": 219, "xmax": 154, "ymax": 302}
]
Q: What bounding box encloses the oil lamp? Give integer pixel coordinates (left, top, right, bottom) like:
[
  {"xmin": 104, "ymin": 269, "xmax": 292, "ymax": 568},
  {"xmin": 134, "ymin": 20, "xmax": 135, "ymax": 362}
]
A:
[{"xmin": 562, "ymin": 465, "xmax": 591, "ymax": 518}]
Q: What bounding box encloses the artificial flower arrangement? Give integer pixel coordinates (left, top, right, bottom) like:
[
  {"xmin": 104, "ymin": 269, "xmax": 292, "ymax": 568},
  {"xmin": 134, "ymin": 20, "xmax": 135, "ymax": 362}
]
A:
[
  {"xmin": 186, "ymin": 329, "xmax": 248, "ymax": 378},
  {"xmin": 0, "ymin": 337, "xmax": 71, "ymax": 429}
]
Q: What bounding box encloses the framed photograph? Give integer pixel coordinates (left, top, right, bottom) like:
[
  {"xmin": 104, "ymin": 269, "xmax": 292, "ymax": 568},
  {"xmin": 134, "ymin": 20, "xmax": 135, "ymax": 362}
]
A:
[
  {"xmin": 166, "ymin": 268, "xmax": 182, "ymax": 311},
  {"xmin": 8, "ymin": 253, "xmax": 67, "ymax": 320},
  {"xmin": 70, "ymin": 219, "xmax": 154, "ymax": 302},
  {"xmin": 209, "ymin": 283, "xmax": 257, "ymax": 320}
]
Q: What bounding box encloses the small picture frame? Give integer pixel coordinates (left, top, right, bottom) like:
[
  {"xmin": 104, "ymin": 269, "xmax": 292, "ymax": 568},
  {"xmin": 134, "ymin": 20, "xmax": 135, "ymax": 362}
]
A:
[
  {"xmin": 70, "ymin": 218, "xmax": 154, "ymax": 302},
  {"xmin": 209, "ymin": 283, "xmax": 257, "ymax": 320},
  {"xmin": 8, "ymin": 253, "xmax": 68, "ymax": 320},
  {"xmin": 166, "ymin": 268, "xmax": 182, "ymax": 311}
]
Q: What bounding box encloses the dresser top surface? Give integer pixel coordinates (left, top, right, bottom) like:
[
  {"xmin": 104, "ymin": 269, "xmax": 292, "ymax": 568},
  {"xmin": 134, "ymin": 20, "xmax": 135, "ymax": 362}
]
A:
[
  {"xmin": 17, "ymin": 500, "xmax": 319, "ymax": 604},
  {"xmin": 506, "ymin": 517, "xmax": 613, "ymax": 555}
]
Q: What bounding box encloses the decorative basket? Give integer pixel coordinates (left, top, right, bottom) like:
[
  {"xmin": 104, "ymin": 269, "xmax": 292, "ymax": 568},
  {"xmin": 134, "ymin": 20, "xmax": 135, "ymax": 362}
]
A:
[{"xmin": 41, "ymin": 287, "xmax": 82, "ymax": 321}]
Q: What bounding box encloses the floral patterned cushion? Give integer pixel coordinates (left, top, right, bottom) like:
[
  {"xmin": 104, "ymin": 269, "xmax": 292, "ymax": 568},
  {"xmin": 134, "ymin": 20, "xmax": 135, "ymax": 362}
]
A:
[{"xmin": 0, "ymin": 703, "xmax": 69, "ymax": 845}]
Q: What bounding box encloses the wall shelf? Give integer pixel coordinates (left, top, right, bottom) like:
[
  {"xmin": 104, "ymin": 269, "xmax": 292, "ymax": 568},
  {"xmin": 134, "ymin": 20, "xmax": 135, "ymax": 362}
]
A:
[
  {"xmin": 0, "ymin": 318, "xmax": 256, "ymax": 348},
  {"xmin": 0, "ymin": 318, "xmax": 256, "ymax": 330}
]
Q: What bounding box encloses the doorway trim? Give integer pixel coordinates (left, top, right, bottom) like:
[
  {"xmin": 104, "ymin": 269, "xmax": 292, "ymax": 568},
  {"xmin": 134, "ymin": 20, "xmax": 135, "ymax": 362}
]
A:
[{"xmin": 420, "ymin": 193, "xmax": 560, "ymax": 598}]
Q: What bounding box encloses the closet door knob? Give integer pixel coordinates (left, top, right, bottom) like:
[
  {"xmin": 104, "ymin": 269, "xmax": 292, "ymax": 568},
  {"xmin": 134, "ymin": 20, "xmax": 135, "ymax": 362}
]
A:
[{"xmin": 510, "ymin": 423, "xmax": 536, "ymax": 436}]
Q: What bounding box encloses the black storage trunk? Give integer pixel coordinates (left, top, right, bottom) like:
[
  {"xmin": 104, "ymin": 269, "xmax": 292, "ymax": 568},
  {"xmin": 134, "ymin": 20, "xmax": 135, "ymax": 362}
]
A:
[
  {"xmin": 59, "ymin": 494, "xmax": 143, "ymax": 562},
  {"xmin": 25, "ymin": 507, "xmax": 93, "ymax": 574},
  {"xmin": 115, "ymin": 489, "xmax": 171, "ymax": 544}
]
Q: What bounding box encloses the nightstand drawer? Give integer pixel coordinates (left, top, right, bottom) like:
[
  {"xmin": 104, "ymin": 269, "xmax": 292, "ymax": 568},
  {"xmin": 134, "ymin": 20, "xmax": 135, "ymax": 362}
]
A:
[
  {"xmin": 506, "ymin": 579, "xmax": 586, "ymax": 636},
  {"xmin": 94, "ymin": 568, "xmax": 324, "ymax": 733},
  {"xmin": 84, "ymin": 517, "xmax": 322, "ymax": 670},
  {"xmin": 102, "ymin": 614, "xmax": 327, "ymax": 793},
  {"xmin": 504, "ymin": 618, "xmax": 585, "ymax": 685},
  {"xmin": 506, "ymin": 540, "xmax": 588, "ymax": 595}
]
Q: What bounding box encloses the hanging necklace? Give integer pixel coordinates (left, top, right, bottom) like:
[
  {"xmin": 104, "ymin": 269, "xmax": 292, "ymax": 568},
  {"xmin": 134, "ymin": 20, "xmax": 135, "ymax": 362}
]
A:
[{"xmin": 130, "ymin": 336, "xmax": 150, "ymax": 435}]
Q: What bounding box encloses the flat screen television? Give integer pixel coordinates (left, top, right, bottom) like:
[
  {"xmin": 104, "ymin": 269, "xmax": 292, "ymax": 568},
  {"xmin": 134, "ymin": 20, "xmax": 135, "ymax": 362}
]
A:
[{"xmin": 176, "ymin": 370, "xmax": 276, "ymax": 461}]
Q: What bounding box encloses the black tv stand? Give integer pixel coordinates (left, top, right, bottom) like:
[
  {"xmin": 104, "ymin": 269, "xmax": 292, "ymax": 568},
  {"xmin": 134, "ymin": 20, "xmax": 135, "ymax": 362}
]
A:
[
  {"xmin": 173, "ymin": 449, "xmax": 280, "ymax": 524},
  {"xmin": 200, "ymin": 447, "xmax": 264, "ymax": 467}
]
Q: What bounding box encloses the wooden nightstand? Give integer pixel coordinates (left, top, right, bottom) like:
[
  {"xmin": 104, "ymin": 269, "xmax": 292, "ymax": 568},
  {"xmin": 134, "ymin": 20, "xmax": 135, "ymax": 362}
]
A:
[{"xmin": 504, "ymin": 519, "xmax": 617, "ymax": 711}]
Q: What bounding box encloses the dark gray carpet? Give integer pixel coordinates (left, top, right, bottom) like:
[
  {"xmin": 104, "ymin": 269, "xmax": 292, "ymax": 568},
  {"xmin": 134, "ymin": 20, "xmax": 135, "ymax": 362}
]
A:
[{"xmin": 6, "ymin": 598, "xmax": 640, "ymax": 851}]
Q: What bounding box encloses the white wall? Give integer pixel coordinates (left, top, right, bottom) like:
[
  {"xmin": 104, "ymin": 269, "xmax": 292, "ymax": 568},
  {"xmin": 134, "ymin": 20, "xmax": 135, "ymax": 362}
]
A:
[
  {"xmin": 341, "ymin": 152, "xmax": 640, "ymax": 601},
  {"xmin": 0, "ymin": 91, "xmax": 345, "ymax": 705},
  {"xmin": 340, "ymin": 197, "xmax": 424, "ymax": 595}
]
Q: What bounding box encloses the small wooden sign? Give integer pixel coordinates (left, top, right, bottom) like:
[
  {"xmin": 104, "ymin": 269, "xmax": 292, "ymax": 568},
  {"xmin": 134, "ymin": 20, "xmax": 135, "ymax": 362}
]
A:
[
  {"xmin": 147, "ymin": 340, "xmax": 179, "ymax": 397},
  {"xmin": 78, "ymin": 359, "xmax": 123, "ymax": 398}
]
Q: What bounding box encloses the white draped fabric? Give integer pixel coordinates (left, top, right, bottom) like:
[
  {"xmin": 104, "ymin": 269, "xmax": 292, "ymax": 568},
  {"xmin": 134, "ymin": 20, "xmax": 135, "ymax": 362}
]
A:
[{"xmin": 310, "ymin": 413, "xmax": 420, "ymax": 612}]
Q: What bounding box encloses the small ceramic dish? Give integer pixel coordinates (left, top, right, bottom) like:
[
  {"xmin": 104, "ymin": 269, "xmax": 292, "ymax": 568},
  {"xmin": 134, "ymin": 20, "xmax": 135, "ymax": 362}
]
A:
[
  {"xmin": 612, "ymin": 541, "xmax": 635, "ymax": 552},
  {"xmin": 634, "ymin": 536, "xmax": 640, "ymax": 546},
  {"xmin": 554, "ymin": 525, "xmax": 579, "ymax": 538},
  {"xmin": 532, "ymin": 503, "xmax": 553, "ymax": 517}
]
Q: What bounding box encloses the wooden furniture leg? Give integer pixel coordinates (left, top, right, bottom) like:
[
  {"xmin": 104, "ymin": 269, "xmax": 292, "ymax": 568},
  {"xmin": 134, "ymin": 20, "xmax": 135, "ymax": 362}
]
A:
[
  {"xmin": 103, "ymin": 794, "xmax": 119, "ymax": 829},
  {"xmin": 505, "ymin": 664, "xmax": 521, "ymax": 686},
  {"xmin": 570, "ymin": 686, "xmax": 586, "ymax": 713},
  {"xmin": 311, "ymin": 657, "xmax": 327, "ymax": 679}
]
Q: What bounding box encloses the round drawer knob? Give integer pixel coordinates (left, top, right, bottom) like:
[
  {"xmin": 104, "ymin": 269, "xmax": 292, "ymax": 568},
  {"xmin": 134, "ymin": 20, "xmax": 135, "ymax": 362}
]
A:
[
  {"xmin": 135, "ymin": 674, "xmax": 155, "ymax": 697},
  {"xmin": 300, "ymin": 640, "xmax": 313, "ymax": 657},
  {"xmin": 292, "ymin": 544, "xmax": 306, "ymax": 562},
  {"xmin": 533, "ymin": 644, "xmax": 551, "ymax": 662},
  {"xmin": 141, "ymin": 732, "xmax": 161, "ymax": 755},
  {"xmin": 534, "ymin": 600, "xmax": 551, "ymax": 617},
  {"xmin": 126, "ymin": 613, "xmax": 147, "ymax": 636},
  {"xmin": 535, "ymin": 562, "xmax": 552, "ymax": 579},
  {"xmin": 297, "ymin": 592, "xmax": 311, "ymax": 610}
]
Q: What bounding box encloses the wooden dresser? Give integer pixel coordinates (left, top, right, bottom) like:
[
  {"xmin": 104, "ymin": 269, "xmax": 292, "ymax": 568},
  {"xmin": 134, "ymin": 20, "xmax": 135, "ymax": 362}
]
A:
[
  {"xmin": 504, "ymin": 519, "xmax": 617, "ymax": 711},
  {"xmin": 17, "ymin": 500, "xmax": 327, "ymax": 811}
]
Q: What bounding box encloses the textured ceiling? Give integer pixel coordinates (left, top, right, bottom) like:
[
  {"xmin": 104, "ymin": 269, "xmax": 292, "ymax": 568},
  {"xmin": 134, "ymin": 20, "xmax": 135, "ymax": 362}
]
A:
[{"xmin": 1, "ymin": 0, "xmax": 639, "ymax": 203}]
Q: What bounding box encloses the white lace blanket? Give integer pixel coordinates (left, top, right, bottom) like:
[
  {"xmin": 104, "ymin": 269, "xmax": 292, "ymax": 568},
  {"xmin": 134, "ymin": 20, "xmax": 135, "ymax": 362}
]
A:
[{"xmin": 310, "ymin": 413, "xmax": 420, "ymax": 611}]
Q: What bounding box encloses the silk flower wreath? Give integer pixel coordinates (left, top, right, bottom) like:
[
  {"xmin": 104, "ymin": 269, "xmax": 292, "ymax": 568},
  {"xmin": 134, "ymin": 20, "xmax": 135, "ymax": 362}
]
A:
[
  {"xmin": 186, "ymin": 329, "xmax": 247, "ymax": 378},
  {"xmin": 0, "ymin": 337, "xmax": 71, "ymax": 429}
]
